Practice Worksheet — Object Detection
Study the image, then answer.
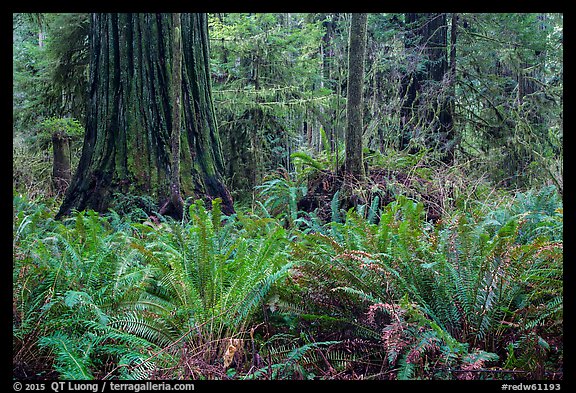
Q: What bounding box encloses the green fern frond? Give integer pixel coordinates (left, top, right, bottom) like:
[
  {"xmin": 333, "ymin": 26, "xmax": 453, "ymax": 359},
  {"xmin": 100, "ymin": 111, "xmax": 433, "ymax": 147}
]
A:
[
  {"xmin": 117, "ymin": 352, "xmax": 156, "ymax": 380},
  {"xmin": 291, "ymin": 151, "xmax": 325, "ymax": 171},
  {"xmin": 248, "ymin": 340, "xmax": 340, "ymax": 380},
  {"xmin": 63, "ymin": 290, "xmax": 109, "ymax": 325},
  {"xmin": 231, "ymin": 262, "xmax": 294, "ymax": 327},
  {"xmin": 108, "ymin": 311, "xmax": 178, "ymax": 348},
  {"xmin": 332, "ymin": 286, "xmax": 383, "ymax": 305},
  {"xmin": 397, "ymin": 355, "xmax": 416, "ymax": 380},
  {"xmin": 462, "ymin": 349, "xmax": 499, "ymax": 365},
  {"xmin": 211, "ymin": 198, "xmax": 222, "ymax": 234},
  {"xmin": 254, "ymin": 200, "xmax": 271, "ymax": 218},
  {"xmin": 319, "ymin": 127, "xmax": 331, "ymax": 157},
  {"xmin": 38, "ymin": 332, "xmax": 94, "ymax": 380},
  {"xmin": 331, "ymin": 191, "xmax": 342, "ymax": 223},
  {"xmin": 367, "ymin": 195, "xmax": 380, "ymax": 224}
]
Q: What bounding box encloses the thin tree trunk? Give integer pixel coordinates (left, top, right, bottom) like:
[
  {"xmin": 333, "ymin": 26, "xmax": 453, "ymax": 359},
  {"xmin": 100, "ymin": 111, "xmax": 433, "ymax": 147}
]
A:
[
  {"xmin": 167, "ymin": 12, "xmax": 185, "ymax": 219},
  {"xmin": 399, "ymin": 13, "xmax": 422, "ymax": 151},
  {"xmin": 443, "ymin": 12, "xmax": 458, "ymax": 164},
  {"xmin": 344, "ymin": 13, "xmax": 368, "ymax": 180},
  {"xmin": 450, "ymin": 14, "xmax": 458, "ymax": 101}
]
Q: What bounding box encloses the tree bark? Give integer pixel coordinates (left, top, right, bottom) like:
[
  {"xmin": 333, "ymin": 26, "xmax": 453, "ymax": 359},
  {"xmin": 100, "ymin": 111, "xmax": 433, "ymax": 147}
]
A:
[
  {"xmin": 56, "ymin": 13, "xmax": 234, "ymax": 219},
  {"xmin": 167, "ymin": 12, "xmax": 185, "ymax": 219},
  {"xmin": 52, "ymin": 131, "xmax": 72, "ymax": 196},
  {"xmin": 444, "ymin": 12, "xmax": 458, "ymax": 164},
  {"xmin": 344, "ymin": 13, "xmax": 368, "ymax": 180}
]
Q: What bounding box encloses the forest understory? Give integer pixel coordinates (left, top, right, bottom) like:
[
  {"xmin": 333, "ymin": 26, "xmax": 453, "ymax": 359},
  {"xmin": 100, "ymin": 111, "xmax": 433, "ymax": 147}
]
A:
[
  {"xmin": 13, "ymin": 162, "xmax": 564, "ymax": 381},
  {"xmin": 13, "ymin": 12, "xmax": 563, "ymax": 382}
]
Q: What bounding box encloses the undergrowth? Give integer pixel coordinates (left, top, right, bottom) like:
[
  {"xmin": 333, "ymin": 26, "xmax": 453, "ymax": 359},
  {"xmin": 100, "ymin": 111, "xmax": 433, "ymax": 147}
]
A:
[
  {"xmin": 13, "ymin": 182, "xmax": 563, "ymax": 380},
  {"xmin": 280, "ymin": 186, "xmax": 562, "ymax": 379}
]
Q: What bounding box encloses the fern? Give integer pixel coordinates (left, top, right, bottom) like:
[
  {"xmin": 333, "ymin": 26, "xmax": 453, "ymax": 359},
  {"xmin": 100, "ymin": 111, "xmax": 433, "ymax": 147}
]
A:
[
  {"xmin": 244, "ymin": 338, "xmax": 340, "ymax": 380},
  {"xmin": 330, "ymin": 190, "xmax": 342, "ymax": 223},
  {"xmin": 397, "ymin": 354, "xmax": 417, "ymax": 380},
  {"xmin": 13, "ymin": 199, "xmax": 173, "ymax": 379},
  {"xmin": 108, "ymin": 311, "xmax": 178, "ymax": 348},
  {"xmin": 290, "ymin": 151, "xmax": 326, "ymax": 171},
  {"xmin": 367, "ymin": 195, "xmax": 380, "ymax": 224},
  {"xmin": 38, "ymin": 332, "xmax": 94, "ymax": 380},
  {"xmin": 106, "ymin": 198, "xmax": 296, "ymax": 378},
  {"xmin": 287, "ymin": 186, "xmax": 561, "ymax": 378},
  {"xmin": 13, "ymin": 184, "xmax": 562, "ymax": 380},
  {"xmin": 255, "ymin": 170, "xmax": 307, "ymax": 227},
  {"xmin": 86, "ymin": 320, "xmax": 169, "ymax": 380},
  {"xmin": 319, "ymin": 127, "xmax": 331, "ymax": 158},
  {"xmin": 117, "ymin": 352, "xmax": 156, "ymax": 380}
]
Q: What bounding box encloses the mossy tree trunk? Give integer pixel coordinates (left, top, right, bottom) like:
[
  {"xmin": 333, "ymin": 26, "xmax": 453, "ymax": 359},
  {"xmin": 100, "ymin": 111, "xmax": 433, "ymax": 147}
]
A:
[
  {"xmin": 344, "ymin": 12, "xmax": 368, "ymax": 181},
  {"xmin": 56, "ymin": 13, "xmax": 234, "ymax": 219},
  {"xmin": 168, "ymin": 12, "xmax": 185, "ymax": 218}
]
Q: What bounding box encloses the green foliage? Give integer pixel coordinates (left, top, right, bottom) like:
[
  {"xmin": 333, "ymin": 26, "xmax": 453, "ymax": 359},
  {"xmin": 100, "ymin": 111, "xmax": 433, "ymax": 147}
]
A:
[
  {"xmin": 286, "ymin": 186, "xmax": 562, "ymax": 378},
  {"xmin": 255, "ymin": 170, "xmax": 307, "ymax": 227},
  {"xmin": 24, "ymin": 117, "xmax": 84, "ymax": 152},
  {"xmin": 13, "ymin": 11, "xmax": 563, "ymax": 380},
  {"xmin": 209, "ymin": 13, "xmax": 340, "ymax": 195},
  {"xmin": 138, "ymin": 199, "xmax": 292, "ymax": 336},
  {"xmin": 38, "ymin": 332, "xmax": 95, "ymax": 379},
  {"xmin": 291, "ymin": 131, "xmax": 346, "ymax": 178},
  {"xmin": 13, "ymin": 181, "xmax": 562, "ymax": 380},
  {"xmin": 40, "ymin": 117, "xmax": 84, "ymax": 138},
  {"xmin": 108, "ymin": 193, "xmax": 160, "ymax": 222},
  {"xmin": 13, "ymin": 117, "xmax": 84, "ymax": 201},
  {"xmin": 13, "ymin": 13, "xmax": 89, "ymax": 135},
  {"xmin": 456, "ymin": 13, "xmax": 563, "ymax": 190},
  {"xmin": 13, "ymin": 146, "xmax": 56, "ymax": 201},
  {"xmin": 13, "ymin": 194, "xmax": 294, "ymax": 379},
  {"xmin": 290, "ymin": 151, "xmax": 326, "ymax": 172},
  {"xmin": 44, "ymin": 13, "xmax": 90, "ymax": 121},
  {"xmin": 330, "ymin": 190, "xmax": 342, "ymax": 224},
  {"xmin": 13, "ymin": 14, "xmax": 53, "ymax": 133},
  {"xmin": 13, "ymin": 196, "xmax": 156, "ymax": 379},
  {"xmin": 244, "ymin": 336, "xmax": 340, "ymax": 380}
]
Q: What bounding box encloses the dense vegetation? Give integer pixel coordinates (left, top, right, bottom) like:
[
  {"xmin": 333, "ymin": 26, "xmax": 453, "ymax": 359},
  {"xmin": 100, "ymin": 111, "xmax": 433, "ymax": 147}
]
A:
[{"xmin": 13, "ymin": 13, "xmax": 562, "ymax": 381}]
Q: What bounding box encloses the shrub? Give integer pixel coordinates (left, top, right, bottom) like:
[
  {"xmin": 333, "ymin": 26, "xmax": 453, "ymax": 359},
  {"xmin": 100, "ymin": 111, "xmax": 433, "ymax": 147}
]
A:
[
  {"xmin": 13, "ymin": 195, "xmax": 295, "ymax": 379},
  {"xmin": 284, "ymin": 187, "xmax": 562, "ymax": 379}
]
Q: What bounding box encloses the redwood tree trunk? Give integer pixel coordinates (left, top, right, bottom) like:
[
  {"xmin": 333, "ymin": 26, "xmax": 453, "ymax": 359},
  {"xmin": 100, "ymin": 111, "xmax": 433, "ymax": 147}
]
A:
[{"xmin": 56, "ymin": 13, "xmax": 234, "ymax": 219}]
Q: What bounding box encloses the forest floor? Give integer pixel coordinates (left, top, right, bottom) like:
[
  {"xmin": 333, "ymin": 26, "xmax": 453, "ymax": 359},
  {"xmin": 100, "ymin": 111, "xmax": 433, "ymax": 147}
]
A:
[{"xmin": 298, "ymin": 167, "xmax": 444, "ymax": 223}]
